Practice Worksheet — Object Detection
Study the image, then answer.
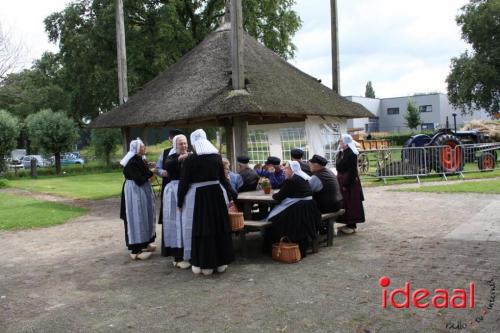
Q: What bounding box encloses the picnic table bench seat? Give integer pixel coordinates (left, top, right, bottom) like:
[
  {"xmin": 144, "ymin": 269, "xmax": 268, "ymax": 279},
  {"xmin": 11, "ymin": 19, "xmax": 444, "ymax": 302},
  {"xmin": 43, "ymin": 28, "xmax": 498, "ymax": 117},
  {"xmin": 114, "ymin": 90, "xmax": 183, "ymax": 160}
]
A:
[{"xmin": 235, "ymin": 209, "xmax": 345, "ymax": 257}]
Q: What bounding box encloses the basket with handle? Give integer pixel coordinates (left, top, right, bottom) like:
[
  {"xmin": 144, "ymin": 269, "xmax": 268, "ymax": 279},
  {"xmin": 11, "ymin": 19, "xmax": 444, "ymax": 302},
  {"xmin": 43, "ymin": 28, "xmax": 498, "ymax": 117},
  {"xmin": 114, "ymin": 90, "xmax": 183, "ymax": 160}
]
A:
[
  {"xmin": 272, "ymin": 237, "xmax": 301, "ymax": 263},
  {"xmin": 228, "ymin": 212, "xmax": 244, "ymax": 231}
]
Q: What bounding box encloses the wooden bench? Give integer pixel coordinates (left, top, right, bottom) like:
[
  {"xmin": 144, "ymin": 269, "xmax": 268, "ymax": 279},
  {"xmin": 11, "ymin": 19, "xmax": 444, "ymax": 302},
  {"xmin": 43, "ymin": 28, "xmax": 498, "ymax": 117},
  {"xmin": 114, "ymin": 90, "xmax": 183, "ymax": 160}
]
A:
[{"xmin": 236, "ymin": 210, "xmax": 345, "ymax": 257}]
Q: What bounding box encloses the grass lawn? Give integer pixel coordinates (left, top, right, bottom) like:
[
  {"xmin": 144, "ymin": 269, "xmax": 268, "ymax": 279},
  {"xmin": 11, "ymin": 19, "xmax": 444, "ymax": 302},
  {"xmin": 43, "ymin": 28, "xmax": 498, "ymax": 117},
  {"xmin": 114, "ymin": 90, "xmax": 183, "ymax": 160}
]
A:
[
  {"xmin": 0, "ymin": 193, "xmax": 87, "ymax": 230},
  {"xmin": 394, "ymin": 179, "xmax": 500, "ymax": 194},
  {"xmin": 6, "ymin": 172, "xmax": 124, "ymax": 200}
]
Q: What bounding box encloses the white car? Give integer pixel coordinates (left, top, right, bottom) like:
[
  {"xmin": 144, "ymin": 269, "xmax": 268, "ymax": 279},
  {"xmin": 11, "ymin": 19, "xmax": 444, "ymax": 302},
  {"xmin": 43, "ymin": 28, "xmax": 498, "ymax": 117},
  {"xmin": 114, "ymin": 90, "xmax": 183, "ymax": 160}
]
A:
[{"xmin": 20, "ymin": 155, "xmax": 51, "ymax": 168}]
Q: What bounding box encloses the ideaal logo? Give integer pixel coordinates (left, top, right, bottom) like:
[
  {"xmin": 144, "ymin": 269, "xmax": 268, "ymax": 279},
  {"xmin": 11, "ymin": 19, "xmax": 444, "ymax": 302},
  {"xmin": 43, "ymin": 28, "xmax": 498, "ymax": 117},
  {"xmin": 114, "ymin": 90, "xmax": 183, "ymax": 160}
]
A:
[
  {"xmin": 378, "ymin": 276, "xmax": 496, "ymax": 330},
  {"xmin": 379, "ymin": 276, "xmax": 474, "ymax": 309}
]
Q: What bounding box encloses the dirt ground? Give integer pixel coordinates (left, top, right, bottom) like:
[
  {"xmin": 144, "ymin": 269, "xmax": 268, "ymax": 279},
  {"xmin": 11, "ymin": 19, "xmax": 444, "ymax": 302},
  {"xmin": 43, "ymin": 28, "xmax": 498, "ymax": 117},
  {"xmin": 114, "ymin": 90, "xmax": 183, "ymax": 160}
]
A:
[{"xmin": 0, "ymin": 184, "xmax": 499, "ymax": 333}]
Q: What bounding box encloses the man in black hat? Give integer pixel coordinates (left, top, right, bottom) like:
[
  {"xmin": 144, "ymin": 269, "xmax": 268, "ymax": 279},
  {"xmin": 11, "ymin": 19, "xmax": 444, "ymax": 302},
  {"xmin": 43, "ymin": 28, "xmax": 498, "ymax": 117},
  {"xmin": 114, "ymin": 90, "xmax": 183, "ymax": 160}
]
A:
[
  {"xmin": 155, "ymin": 128, "xmax": 184, "ymax": 257},
  {"xmin": 256, "ymin": 156, "xmax": 285, "ymax": 189},
  {"xmin": 290, "ymin": 148, "xmax": 312, "ymax": 176},
  {"xmin": 308, "ymin": 154, "xmax": 343, "ymax": 214},
  {"xmin": 236, "ymin": 155, "xmax": 260, "ymax": 192}
]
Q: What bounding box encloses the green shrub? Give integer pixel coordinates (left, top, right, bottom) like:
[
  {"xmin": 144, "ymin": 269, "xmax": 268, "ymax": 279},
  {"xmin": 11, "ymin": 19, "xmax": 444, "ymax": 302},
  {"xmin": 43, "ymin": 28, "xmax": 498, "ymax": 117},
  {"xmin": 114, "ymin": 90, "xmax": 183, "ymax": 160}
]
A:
[{"xmin": 0, "ymin": 179, "xmax": 8, "ymax": 188}]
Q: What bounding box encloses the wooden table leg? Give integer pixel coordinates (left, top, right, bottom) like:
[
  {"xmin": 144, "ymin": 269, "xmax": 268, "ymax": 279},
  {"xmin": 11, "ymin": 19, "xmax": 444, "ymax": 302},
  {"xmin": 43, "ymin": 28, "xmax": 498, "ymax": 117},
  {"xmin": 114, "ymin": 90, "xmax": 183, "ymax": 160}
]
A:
[
  {"xmin": 239, "ymin": 230, "xmax": 248, "ymax": 258},
  {"xmin": 327, "ymin": 219, "xmax": 334, "ymax": 247},
  {"xmin": 242, "ymin": 202, "xmax": 252, "ymax": 220}
]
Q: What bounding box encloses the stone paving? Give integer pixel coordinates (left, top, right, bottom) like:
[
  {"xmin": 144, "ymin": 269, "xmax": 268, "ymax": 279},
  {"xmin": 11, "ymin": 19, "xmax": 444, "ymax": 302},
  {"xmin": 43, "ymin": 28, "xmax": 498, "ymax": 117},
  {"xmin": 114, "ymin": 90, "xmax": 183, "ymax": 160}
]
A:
[{"xmin": 0, "ymin": 185, "xmax": 499, "ymax": 333}]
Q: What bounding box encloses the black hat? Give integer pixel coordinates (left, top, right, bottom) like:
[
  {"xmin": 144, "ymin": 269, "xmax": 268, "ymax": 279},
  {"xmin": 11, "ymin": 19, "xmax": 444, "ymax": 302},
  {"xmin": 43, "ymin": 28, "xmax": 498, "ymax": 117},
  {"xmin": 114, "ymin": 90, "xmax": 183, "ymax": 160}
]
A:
[
  {"xmin": 290, "ymin": 148, "xmax": 304, "ymax": 159},
  {"xmin": 169, "ymin": 129, "xmax": 184, "ymax": 138},
  {"xmin": 265, "ymin": 156, "xmax": 281, "ymax": 166},
  {"xmin": 309, "ymin": 154, "xmax": 328, "ymax": 166},
  {"xmin": 237, "ymin": 155, "xmax": 250, "ymax": 164}
]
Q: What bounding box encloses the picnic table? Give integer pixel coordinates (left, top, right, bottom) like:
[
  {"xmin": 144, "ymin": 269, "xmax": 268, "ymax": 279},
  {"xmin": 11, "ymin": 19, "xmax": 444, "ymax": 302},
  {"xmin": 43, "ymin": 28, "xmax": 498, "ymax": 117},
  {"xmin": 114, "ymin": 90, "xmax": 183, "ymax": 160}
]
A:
[{"xmin": 236, "ymin": 189, "xmax": 277, "ymax": 219}]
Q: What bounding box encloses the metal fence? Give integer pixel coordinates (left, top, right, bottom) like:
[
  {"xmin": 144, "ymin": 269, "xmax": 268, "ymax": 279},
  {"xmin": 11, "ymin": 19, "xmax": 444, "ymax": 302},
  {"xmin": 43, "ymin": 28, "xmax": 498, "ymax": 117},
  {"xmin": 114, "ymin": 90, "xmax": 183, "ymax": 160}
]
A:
[{"xmin": 356, "ymin": 142, "xmax": 500, "ymax": 184}]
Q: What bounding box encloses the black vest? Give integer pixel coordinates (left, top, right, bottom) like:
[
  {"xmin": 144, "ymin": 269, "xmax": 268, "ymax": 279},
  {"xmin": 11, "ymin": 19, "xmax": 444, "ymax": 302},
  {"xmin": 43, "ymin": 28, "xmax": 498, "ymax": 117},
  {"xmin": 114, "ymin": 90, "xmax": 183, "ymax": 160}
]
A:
[
  {"xmin": 313, "ymin": 168, "xmax": 343, "ymax": 213},
  {"xmin": 238, "ymin": 167, "xmax": 259, "ymax": 192}
]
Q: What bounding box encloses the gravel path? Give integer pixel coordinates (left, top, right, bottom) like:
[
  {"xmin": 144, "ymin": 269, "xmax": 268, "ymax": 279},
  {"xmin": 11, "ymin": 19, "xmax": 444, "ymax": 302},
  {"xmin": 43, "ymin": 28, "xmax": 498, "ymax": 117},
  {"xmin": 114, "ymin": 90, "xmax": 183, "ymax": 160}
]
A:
[{"xmin": 0, "ymin": 185, "xmax": 499, "ymax": 333}]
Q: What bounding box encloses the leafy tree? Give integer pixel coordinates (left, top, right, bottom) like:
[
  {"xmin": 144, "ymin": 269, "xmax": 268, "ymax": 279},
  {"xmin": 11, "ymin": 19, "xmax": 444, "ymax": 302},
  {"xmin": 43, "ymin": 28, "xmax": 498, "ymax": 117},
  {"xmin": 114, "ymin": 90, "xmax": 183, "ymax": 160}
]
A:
[
  {"xmin": 404, "ymin": 99, "xmax": 421, "ymax": 131},
  {"xmin": 44, "ymin": 0, "xmax": 301, "ymax": 121},
  {"xmin": 446, "ymin": 0, "xmax": 500, "ymax": 116},
  {"xmin": 25, "ymin": 109, "xmax": 79, "ymax": 175},
  {"xmin": 365, "ymin": 81, "xmax": 375, "ymax": 98},
  {"xmin": 91, "ymin": 128, "xmax": 121, "ymax": 166},
  {"xmin": 0, "ymin": 110, "xmax": 20, "ymax": 172}
]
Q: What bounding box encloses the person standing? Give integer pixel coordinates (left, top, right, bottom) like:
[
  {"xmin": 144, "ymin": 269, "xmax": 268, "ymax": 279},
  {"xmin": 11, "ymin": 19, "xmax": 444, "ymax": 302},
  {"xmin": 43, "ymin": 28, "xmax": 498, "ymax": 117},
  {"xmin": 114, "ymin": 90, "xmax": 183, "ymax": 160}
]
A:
[
  {"xmin": 162, "ymin": 134, "xmax": 191, "ymax": 269},
  {"xmin": 156, "ymin": 129, "xmax": 184, "ymax": 257},
  {"xmin": 177, "ymin": 129, "xmax": 235, "ymax": 276},
  {"xmin": 291, "ymin": 148, "xmax": 312, "ymax": 176},
  {"xmin": 335, "ymin": 134, "xmax": 365, "ymax": 234},
  {"xmin": 120, "ymin": 138, "xmax": 156, "ymax": 260},
  {"xmin": 236, "ymin": 155, "xmax": 259, "ymax": 192},
  {"xmin": 264, "ymin": 161, "xmax": 320, "ymax": 258}
]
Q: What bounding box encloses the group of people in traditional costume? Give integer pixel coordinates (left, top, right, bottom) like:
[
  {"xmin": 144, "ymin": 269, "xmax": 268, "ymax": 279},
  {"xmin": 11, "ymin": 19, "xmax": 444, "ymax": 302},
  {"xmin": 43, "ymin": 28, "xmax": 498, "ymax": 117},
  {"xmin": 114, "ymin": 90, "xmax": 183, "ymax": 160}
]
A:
[{"xmin": 119, "ymin": 130, "xmax": 365, "ymax": 269}]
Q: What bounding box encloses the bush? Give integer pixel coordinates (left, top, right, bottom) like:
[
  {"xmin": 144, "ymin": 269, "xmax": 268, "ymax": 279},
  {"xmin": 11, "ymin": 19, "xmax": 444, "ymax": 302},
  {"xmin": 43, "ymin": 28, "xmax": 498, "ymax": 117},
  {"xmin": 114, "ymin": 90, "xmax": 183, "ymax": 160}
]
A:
[
  {"xmin": 91, "ymin": 129, "xmax": 122, "ymax": 166},
  {"xmin": 3, "ymin": 162, "xmax": 121, "ymax": 179},
  {"xmin": 0, "ymin": 178, "xmax": 8, "ymax": 188},
  {"xmin": 381, "ymin": 131, "xmax": 434, "ymax": 146}
]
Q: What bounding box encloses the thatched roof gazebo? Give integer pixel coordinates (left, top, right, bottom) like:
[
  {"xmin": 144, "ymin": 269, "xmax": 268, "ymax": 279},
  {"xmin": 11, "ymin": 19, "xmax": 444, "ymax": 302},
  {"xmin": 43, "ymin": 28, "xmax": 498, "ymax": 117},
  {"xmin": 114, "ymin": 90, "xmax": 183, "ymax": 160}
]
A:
[{"xmin": 90, "ymin": 2, "xmax": 373, "ymax": 165}]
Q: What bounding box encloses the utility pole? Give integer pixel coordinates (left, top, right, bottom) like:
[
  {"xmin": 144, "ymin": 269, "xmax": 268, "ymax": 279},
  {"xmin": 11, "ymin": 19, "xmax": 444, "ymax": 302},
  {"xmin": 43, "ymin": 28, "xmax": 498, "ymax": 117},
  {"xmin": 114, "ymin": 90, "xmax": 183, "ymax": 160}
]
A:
[
  {"xmin": 330, "ymin": 0, "xmax": 340, "ymax": 94},
  {"xmin": 226, "ymin": 0, "xmax": 248, "ymax": 168},
  {"xmin": 116, "ymin": 0, "xmax": 130, "ymax": 153}
]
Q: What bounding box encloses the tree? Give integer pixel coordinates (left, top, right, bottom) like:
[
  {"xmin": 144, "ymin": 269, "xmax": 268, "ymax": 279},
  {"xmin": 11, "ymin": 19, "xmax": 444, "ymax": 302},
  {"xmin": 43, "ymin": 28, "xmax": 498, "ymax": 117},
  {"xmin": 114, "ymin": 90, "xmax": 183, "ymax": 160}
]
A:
[
  {"xmin": 446, "ymin": 0, "xmax": 500, "ymax": 117},
  {"xmin": 0, "ymin": 23, "xmax": 25, "ymax": 80},
  {"xmin": 0, "ymin": 53, "xmax": 70, "ymax": 120},
  {"xmin": 43, "ymin": 0, "xmax": 301, "ymax": 121},
  {"xmin": 25, "ymin": 109, "xmax": 79, "ymax": 175},
  {"xmin": 0, "ymin": 110, "xmax": 20, "ymax": 172},
  {"xmin": 365, "ymin": 81, "xmax": 375, "ymax": 98},
  {"xmin": 91, "ymin": 128, "xmax": 121, "ymax": 166},
  {"xmin": 404, "ymin": 99, "xmax": 421, "ymax": 131}
]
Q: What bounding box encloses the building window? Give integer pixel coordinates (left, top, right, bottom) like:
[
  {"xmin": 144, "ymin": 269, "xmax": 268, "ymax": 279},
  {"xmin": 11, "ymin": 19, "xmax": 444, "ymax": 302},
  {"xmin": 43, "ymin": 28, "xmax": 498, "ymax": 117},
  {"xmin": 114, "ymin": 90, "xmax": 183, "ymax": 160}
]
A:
[
  {"xmin": 280, "ymin": 127, "xmax": 309, "ymax": 161},
  {"xmin": 320, "ymin": 123, "xmax": 341, "ymax": 165},
  {"xmin": 421, "ymin": 123, "xmax": 435, "ymax": 130},
  {"xmin": 247, "ymin": 130, "xmax": 270, "ymax": 164},
  {"xmin": 419, "ymin": 105, "xmax": 432, "ymax": 113},
  {"xmin": 387, "ymin": 107, "xmax": 399, "ymax": 115}
]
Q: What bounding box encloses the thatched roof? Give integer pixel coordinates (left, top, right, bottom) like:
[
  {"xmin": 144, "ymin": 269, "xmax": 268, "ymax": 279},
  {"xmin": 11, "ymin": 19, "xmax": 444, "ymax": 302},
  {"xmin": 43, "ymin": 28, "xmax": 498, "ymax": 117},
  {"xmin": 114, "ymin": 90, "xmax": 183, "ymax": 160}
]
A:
[{"xmin": 90, "ymin": 25, "xmax": 373, "ymax": 128}]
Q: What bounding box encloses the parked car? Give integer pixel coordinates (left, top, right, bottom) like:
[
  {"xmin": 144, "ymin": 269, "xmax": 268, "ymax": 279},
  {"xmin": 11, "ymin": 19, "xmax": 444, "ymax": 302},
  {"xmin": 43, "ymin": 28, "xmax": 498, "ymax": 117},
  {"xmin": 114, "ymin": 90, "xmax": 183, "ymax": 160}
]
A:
[
  {"xmin": 6, "ymin": 158, "xmax": 24, "ymax": 170},
  {"xmin": 20, "ymin": 155, "xmax": 51, "ymax": 168},
  {"xmin": 60, "ymin": 153, "xmax": 85, "ymax": 166}
]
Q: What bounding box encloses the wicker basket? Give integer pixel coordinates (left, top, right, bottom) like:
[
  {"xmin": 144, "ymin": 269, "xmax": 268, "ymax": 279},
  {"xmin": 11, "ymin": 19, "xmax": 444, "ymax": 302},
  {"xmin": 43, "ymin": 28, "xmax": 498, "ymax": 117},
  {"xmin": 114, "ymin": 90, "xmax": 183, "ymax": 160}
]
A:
[
  {"xmin": 228, "ymin": 212, "xmax": 244, "ymax": 231},
  {"xmin": 272, "ymin": 237, "xmax": 301, "ymax": 263}
]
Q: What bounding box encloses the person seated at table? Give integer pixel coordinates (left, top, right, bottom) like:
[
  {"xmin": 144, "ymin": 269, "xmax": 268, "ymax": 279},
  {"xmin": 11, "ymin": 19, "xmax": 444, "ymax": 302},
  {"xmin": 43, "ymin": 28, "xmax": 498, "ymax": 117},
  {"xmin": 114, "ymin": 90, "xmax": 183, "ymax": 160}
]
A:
[
  {"xmin": 264, "ymin": 161, "xmax": 321, "ymax": 258},
  {"xmin": 236, "ymin": 155, "xmax": 260, "ymax": 192},
  {"xmin": 256, "ymin": 156, "xmax": 285, "ymax": 189},
  {"xmin": 222, "ymin": 157, "xmax": 241, "ymax": 199},
  {"xmin": 308, "ymin": 154, "xmax": 344, "ymax": 214},
  {"xmin": 290, "ymin": 148, "xmax": 312, "ymax": 176}
]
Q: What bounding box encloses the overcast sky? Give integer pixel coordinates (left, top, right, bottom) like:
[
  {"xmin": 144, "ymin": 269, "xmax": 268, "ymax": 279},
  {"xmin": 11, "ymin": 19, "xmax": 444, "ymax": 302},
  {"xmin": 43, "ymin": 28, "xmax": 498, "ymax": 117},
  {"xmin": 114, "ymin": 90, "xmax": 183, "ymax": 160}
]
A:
[{"xmin": 0, "ymin": 0, "xmax": 469, "ymax": 98}]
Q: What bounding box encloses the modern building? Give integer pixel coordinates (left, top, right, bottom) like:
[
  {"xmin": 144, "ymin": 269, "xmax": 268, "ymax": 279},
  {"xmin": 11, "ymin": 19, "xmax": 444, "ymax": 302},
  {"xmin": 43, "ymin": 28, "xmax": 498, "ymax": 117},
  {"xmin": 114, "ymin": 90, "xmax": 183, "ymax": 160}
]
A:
[{"xmin": 345, "ymin": 93, "xmax": 491, "ymax": 133}]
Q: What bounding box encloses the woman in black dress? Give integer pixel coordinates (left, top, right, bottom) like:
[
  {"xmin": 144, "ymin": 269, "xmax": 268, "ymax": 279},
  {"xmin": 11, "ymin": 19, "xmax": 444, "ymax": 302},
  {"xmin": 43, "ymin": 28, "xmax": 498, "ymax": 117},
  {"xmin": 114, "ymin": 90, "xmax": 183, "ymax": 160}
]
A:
[
  {"xmin": 177, "ymin": 129, "xmax": 235, "ymax": 276},
  {"xmin": 265, "ymin": 161, "xmax": 321, "ymax": 258},
  {"xmin": 162, "ymin": 134, "xmax": 191, "ymax": 269},
  {"xmin": 119, "ymin": 138, "xmax": 156, "ymax": 260},
  {"xmin": 336, "ymin": 134, "xmax": 365, "ymax": 234}
]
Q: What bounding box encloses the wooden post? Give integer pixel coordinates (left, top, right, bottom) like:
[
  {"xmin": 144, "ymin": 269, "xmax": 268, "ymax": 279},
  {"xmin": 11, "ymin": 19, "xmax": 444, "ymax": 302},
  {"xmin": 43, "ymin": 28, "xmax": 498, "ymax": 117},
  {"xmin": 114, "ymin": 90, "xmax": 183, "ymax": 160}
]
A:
[
  {"xmin": 330, "ymin": 0, "xmax": 340, "ymax": 94},
  {"xmin": 116, "ymin": 0, "xmax": 129, "ymax": 153},
  {"xmin": 229, "ymin": 0, "xmax": 248, "ymax": 164},
  {"xmin": 225, "ymin": 122, "xmax": 235, "ymax": 169}
]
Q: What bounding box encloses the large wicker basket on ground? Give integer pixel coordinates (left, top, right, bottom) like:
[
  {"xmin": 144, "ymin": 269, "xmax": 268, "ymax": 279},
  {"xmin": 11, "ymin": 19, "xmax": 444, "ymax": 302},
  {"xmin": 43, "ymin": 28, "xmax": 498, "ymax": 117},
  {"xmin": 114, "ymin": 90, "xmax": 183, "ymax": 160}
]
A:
[
  {"xmin": 272, "ymin": 237, "xmax": 301, "ymax": 263},
  {"xmin": 228, "ymin": 212, "xmax": 244, "ymax": 231}
]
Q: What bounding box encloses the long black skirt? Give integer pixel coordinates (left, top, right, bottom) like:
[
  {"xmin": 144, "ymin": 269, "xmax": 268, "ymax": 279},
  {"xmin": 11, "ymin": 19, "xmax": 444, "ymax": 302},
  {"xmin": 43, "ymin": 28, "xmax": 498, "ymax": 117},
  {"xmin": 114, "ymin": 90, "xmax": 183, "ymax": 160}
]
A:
[
  {"xmin": 265, "ymin": 200, "xmax": 321, "ymax": 258},
  {"xmin": 190, "ymin": 184, "xmax": 234, "ymax": 269}
]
